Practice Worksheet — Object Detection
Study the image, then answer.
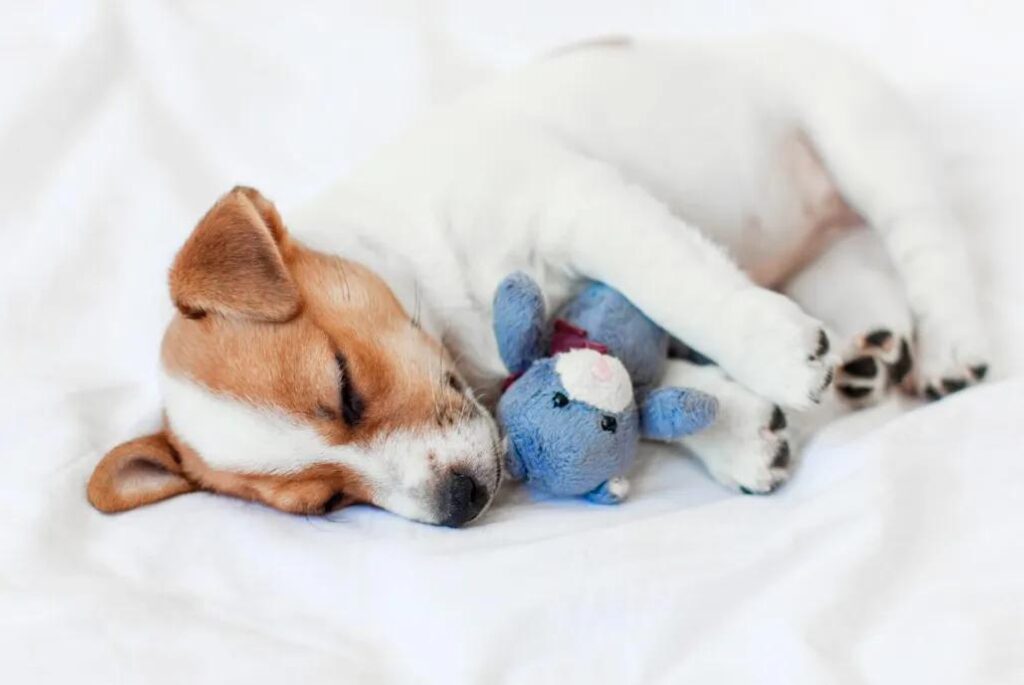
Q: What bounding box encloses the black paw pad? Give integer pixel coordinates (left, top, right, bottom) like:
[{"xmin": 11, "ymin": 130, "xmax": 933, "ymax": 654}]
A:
[
  {"xmin": 811, "ymin": 330, "xmax": 830, "ymax": 359},
  {"xmin": 970, "ymin": 364, "xmax": 989, "ymax": 381},
  {"xmin": 838, "ymin": 384, "xmax": 872, "ymax": 400},
  {"xmin": 924, "ymin": 384, "xmax": 942, "ymax": 401},
  {"xmin": 864, "ymin": 329, "xmax": 893, "ymax": 348},
  {"xmin": 820, "ymin": 367, "xmax": 835, "ymax": 391},
  {"xmin": 941, "ymin": 378, "xmax": 967, "ymax": 394},
  {"xmin": 889, "ymin": 339, "xmax": 913, "ymax": 384},
  {"xmin": 771, "ymin": 441, "xmax": 791, "ymax": 469},
  {"xmin": 842, "ymin": 356, "xmax": 878, "ymax": 379},
  {"xmin": 769, "ymin": 406, "xmax": 787, "ymax": 431}
]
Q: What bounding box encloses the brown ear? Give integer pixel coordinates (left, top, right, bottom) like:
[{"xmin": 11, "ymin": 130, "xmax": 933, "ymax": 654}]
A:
[
  {"xmin": 169, "ymin": 186, "xmax": 301, "ymax": 321},
  {"xmin": 87, "ymin": 432, "xmax": 198, "ymax": 513}
]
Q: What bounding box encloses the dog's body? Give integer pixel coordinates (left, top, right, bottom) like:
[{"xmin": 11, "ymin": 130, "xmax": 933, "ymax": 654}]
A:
[{"xmin": 89, "ymin": 36, "xmax": 988, "ymax": 523}]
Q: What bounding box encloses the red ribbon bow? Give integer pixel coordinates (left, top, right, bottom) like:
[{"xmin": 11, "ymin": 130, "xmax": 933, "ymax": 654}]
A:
[{"xmin": 501, "ymin": 320, "xmax": 608, "ymax": 393}]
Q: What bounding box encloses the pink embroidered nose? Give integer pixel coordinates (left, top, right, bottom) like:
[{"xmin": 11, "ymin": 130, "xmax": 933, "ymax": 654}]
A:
[{"xmin": 591, "ymin": 355, "xmax": 614, "ymax": 382}]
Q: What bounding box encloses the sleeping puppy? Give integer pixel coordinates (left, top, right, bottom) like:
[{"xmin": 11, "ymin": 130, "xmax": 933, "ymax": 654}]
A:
[{"xmin": 88, "ymin": 36, "xmax": 989, "ymax": 525}]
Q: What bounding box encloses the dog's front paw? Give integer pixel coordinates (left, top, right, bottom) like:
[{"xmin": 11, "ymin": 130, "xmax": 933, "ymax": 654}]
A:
[
  {"xmin": 722, "ymin": 289, "xmax": 838, "ymax": 410},
  {"xmin": 686, "ymin": 390, "xmax": 794, "ymax": 495},
  {"xmin": 914, "ymin": 319, "xmax": 990, "ymax": 401}
]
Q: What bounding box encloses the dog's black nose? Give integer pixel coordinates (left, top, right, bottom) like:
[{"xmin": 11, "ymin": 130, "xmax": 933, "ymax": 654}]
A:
[{"xmin": 439, "ymin": 472, "xmax": 488, "ymax": 528}]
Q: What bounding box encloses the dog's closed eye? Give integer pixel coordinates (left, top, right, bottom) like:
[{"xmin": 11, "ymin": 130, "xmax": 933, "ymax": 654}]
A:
[
  {"xmin": 335, "ymin": 353, "xmax": 365, "ymax": 427},
  {"xmin": 446, "ymin": 371, "xmax": 465, "ymax": 394}
]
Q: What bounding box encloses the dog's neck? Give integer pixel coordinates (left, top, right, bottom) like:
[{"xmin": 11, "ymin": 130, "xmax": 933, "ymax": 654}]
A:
[{"xmin": 291, "ymin": 190, "xmax": 448, "ymax": 340}]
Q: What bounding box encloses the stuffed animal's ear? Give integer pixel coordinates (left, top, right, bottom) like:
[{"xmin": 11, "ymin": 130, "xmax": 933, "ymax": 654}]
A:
[
  {"xmin": 169, "ymin": 186, "xmax": 301, "ymax": 322},
  {"xmin": 87, "ymin": 432, "xmax": 198, "ymax": 513},
  {"xmin": 639, "ymin": 388, "xmax": 718, "ymax": 441},
  {"xmin": 493, "ymin": 272, "xmax": 547, "ymax": 374}
]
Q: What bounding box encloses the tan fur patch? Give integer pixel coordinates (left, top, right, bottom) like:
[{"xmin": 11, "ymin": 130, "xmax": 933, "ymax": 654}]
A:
[
  {"xmin": 161, "ymin": 246, "xmax": 466, "ymax": 448},
  {"xmin": 91, "ymin": 187, "xmax": 478, "ymax": 516},
  {"xmin": 169, "ymin": 188, "xmax": 301, "ymax": 322},
  {"xmin": 87, "ymin": 432, "xmax": 197, "ymax": 513},
  {"xmin": 168, "ymin": 430, "xmax": 373, "ymax": 515}
]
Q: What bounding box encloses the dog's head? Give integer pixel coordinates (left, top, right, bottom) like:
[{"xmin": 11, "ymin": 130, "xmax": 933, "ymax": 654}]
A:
[{"xmin": 88, "ymin": 187, "xmax": 501, "ymax": 526}]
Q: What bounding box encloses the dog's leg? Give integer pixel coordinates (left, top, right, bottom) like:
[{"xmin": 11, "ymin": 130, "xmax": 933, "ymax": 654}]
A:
[
  {"xmin": 785, "ymin": 228, "xmax": 915, "ymax": 407},
  {"xmin": 531, "ymin": 149, "xmax": 838, "ymax": 410},
  {"xmin": 797, "ymin": 56, "xmax": 990, "ymax": 398},
  {"xmin": 659, "ymin": 358, "xmax": 793, "ymax": 494}
]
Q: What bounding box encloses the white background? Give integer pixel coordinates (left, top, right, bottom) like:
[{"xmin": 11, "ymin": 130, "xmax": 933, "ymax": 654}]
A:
[{"xmin": 1, "ymin": 2, "xmax": 1022, "ymax": 683}]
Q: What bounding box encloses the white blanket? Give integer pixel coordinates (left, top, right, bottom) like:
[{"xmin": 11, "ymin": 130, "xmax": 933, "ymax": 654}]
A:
[{"xmin": 2, "ymin": 2, "xmax": 1022, "ymax": 683}]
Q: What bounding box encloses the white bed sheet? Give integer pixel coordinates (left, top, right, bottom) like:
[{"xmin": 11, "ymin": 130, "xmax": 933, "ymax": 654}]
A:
[{"xmin": 1, "ymin": 2, "xmax": 1022, "ymax": 683}]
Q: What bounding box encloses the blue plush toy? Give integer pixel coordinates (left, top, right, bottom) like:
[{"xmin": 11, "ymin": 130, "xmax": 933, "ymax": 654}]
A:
[{"xmin": 493, "ymin": 272, "xmax": 718, "ymax": 504}]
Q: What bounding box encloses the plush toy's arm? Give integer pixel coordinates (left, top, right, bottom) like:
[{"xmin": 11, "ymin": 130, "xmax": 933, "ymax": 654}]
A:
[
  {"xmin": 640, "ymin": 388, "xmax": 718, "ymax": 441},
  {"xmin": 493, "ymin": 272, "xmax": 547, "ymax": 374},
  {"xmin": 584, "ymin": 476, "xmax": 630, "ymax": 505}
]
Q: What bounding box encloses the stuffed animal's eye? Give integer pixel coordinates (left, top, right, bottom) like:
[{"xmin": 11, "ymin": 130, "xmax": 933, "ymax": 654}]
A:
[
  {"xmin": 552, "ymin": 392, "xmax": 569, "ymax": 408},
  {"xmin": 601, "ymin": 415, "xmax": 617, "ymax": 433}
]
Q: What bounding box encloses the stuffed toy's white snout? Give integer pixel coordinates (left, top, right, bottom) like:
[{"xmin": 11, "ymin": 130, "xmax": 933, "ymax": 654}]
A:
[{"xmin": 554, "ymin": 348, "xmax": 634, "ymax": 413}]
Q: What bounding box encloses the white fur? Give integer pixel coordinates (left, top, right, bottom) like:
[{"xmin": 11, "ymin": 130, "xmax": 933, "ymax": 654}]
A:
[
  {"xmin": 120, "ymin": 462, "xmax": 184, "ymax": 497},
  {"xmin": 660, "ymin": 359, "xmax": 793, "ymax": 494},
  {"xmin": 176, "ymin": 36, "xmax": 986, "ymax": 496},
  {"xmin": 555, "ymin": 349, "xmax": 633, "ymax": 414},
  {"xmin": 161, "ymin": 371, "xmax": 500, "ymax": 523}
]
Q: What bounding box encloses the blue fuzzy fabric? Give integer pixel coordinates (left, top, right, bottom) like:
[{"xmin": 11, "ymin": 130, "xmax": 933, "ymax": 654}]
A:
[
  {"xmin": 493, "ymin": 272, "xmax": 546, "ymax": 375},
  {"xmin": 493, "ymin": 272, "xmax": 719, "ymax": 504},
  {"xmin": 584, "ymin": 479, "xmax": 628, "ymax": 505},
  {"xmin": 639, "ymin": 388, "xmax": 719, "ymax": 441},
  {"xmin": 498, "ymin": 359, "xmax": 639, "ymax": 497},
  {"xmin": 556, "ymin": 282, "xmax": 669, "ymax": 398}
]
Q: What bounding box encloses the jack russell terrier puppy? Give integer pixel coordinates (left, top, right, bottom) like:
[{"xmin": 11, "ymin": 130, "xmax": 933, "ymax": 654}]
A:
[{"xmin": 88, "ymin": 36, "xmax": 988, "ymax": 526}]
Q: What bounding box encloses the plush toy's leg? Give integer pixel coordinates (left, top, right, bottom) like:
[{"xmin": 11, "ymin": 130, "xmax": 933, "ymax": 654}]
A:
[
  {"xmin": 658, "ymin": 359, "xmax": 800, "ymax": 495},
  {"xmin": 584, "ymin": 477, "xmax": 630, "ymax": 504},
  {"xmin": 784, "ymin": 228, "xmax": 917, "ymax": 407},
  {"xmin": 639, "ymin": 387, "xmax": 718, "ymax": 441},
  {"xmin": 524, "ymin": 143, "xmax": 837, "ymax": 411}
]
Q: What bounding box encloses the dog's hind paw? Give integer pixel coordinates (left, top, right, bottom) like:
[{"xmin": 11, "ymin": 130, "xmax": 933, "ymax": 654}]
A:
[
  {"xmin": 913, "ymin": 320, "xmax": 990, "ymax": 401},
  {"xmin": 835, "ymin": 329, "xmax": 914, "ymax": 407}
]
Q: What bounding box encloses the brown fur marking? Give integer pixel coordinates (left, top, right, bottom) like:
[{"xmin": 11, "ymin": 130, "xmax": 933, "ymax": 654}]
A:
[
  {"xmin": 91, "ymin": 187, "xmax": 476, "ymax": 517},
  {"xmin": 169, "ymin": 189, "xmax": 302, "ymax": 322},
  {"xmin": 87, "ymin": 432, "xmax": 197, "ymax": 513}
]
